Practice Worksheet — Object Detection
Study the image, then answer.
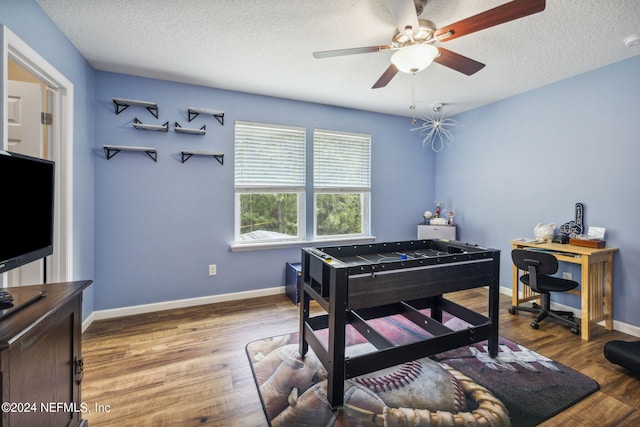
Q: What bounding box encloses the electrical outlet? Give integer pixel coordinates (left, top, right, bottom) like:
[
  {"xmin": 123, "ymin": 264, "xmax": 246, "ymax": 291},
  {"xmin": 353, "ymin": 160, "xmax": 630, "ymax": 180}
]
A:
[
  {"xmin": 209, "ymin": 264, "xmax": 217, "ymax": 276},
  {"xmin": 562, "ymin": 272, "xmax": 572, "ymax": 280}
]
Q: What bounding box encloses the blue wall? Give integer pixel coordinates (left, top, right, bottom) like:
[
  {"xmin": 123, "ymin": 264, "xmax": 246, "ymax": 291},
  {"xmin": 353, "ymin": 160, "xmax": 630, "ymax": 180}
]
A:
[
  {"xmin": 94, "ymin": 72, "xmax": 435, "ymax": 309},
  {"xmin": 0, "ymin": 0, "xmax": 96, "ymax": 316},
  {"xmin": 2, "ymin": 1, "xmax": 640, "ymax": 332},
  {"xmin": 436, "ymin": 55, "xmax": 640, "ymax": 327}
]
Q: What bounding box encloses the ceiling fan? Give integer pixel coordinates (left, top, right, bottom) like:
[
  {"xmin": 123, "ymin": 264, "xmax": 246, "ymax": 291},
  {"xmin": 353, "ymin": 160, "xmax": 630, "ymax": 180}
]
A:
[{"xmin": 313, "ymin": 0, "xmax": 546, "ymax": 89}]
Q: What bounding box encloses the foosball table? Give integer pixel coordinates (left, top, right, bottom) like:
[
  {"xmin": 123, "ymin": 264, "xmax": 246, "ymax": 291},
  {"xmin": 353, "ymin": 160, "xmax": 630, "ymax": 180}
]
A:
[{"xmin": 298, "ymin": 239, "xmax": 501, "ymax": 409}]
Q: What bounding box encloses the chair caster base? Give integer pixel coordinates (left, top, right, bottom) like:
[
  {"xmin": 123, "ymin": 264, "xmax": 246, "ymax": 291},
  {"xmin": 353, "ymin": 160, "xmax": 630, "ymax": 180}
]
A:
[
  {"xmin": 508, "ymin": 307, "xmax": 517, "ymax": 315},
  {"xmin": 530, "ymin": 321, "xmax": 539, "ymax": 329}
]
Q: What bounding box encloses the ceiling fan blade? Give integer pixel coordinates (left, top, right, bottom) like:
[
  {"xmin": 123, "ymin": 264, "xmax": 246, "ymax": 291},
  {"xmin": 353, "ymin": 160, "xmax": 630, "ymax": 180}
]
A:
[
  {"xmin": 434, "ymin": 48, "xmax": 485, "ymax": 76},
  {"xmin": 372, "ymin": 64, "xmax": 399, "ymax": 89},
  {"xmin": 435, "ymin": 0, "xmax": 546, "ymax": 41},
  {"xmin": 387, "ymin": 0, "xmax": 420, "ymax": 36},
  {"xmin": 313, "ymin": 45, "xmax": 392, "ymax": 59}
]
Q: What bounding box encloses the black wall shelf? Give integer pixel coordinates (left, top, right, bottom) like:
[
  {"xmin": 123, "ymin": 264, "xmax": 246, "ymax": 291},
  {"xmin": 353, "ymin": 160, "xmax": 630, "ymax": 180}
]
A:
[
  {"xmin": 113, "ymin": 98, "xmax": 158, "ymax": 118},
  {"xmin": 103, "ymin": 145, "xmax": 157, "ymax": 162},
  {"xmin": 174, "ymin": 122, "xmax": 206, "ymax": 135},
  {"xmin": 133, "ymin": 118, "xmax": 168, "ymax": 132},
  {"xmin": 181, "ymin": 150, "xmax": 224, "ymax": 165},
  {"xmin": 187, "ymin": 107, "xmax": 224, "ymax": 125}
]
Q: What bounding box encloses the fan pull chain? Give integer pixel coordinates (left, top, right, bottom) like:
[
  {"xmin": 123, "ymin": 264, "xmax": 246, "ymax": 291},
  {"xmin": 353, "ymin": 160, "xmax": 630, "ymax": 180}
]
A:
[{"xmin": 410, "ymin": 72, "xmax": 416, "ymax": 124}]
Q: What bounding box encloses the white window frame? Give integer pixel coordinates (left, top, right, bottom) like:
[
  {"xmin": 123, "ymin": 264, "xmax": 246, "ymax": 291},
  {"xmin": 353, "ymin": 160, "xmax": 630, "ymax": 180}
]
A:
[
  {"xmin": 233, "ymin": 121, "xmax": 306, "ymax": 245},
  {"xmin": 313, "ymin": 128, "xmax": 371, "ymax": 240}
]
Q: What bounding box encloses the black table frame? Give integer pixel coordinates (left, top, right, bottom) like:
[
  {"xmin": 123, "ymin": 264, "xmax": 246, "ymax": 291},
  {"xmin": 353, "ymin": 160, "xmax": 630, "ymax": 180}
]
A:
[{"xmin": 299, "ymin": 239, "xmax": 500, "ymax": 409}]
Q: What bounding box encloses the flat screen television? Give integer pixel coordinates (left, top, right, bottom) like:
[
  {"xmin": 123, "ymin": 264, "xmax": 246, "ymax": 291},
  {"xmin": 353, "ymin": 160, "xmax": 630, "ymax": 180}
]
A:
[{"xmin": 0, "ymin": 150, "xmax": 55, "ymax": 275}]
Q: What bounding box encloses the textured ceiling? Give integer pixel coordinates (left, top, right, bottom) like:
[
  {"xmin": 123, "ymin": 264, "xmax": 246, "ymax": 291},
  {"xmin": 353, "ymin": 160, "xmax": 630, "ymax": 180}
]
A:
[{"xmin": 36, "ymin": 0, "xmax": 640, "ymax": 117}]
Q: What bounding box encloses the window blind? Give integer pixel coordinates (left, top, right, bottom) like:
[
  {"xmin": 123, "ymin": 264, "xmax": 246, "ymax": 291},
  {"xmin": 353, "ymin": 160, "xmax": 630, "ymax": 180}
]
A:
[
  {"xmin": 314, "ymin": 129, "xmax": 371, "ymax": 189},
  {"xmin": 235, "ymin": 121, "xmax": 306, "ymax": 188}
]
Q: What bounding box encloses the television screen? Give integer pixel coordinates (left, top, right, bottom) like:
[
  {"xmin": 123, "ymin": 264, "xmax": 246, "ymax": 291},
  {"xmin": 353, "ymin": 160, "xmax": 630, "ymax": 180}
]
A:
[{"xmin": 0, "ymin": 150, "xmax": 55, "ymax": 274}]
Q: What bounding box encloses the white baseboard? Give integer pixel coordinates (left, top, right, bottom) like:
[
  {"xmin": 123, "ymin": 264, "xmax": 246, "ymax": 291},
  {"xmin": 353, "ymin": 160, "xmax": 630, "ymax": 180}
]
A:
[
  {"xmin": 499, "ymin": 286, "xmax": 640, "ymax": 339},
  {"xmin": 82, "ymin": 286, "xmax": 285, "ymax": 332},
  {"xmin": 83, "ymin": 285, "xmax": 639, "ymax": 339}
]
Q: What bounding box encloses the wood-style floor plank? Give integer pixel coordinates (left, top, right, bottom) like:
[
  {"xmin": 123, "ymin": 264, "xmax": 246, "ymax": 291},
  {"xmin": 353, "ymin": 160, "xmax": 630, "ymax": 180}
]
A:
[{"xmin": 81, "ymin": 289, "xmax": 640, "ymax": 426}]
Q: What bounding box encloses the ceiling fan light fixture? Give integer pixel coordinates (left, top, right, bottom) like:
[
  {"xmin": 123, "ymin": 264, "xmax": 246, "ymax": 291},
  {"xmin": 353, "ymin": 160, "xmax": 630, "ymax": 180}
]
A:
[{"xmin": 391, "ymin": 44, "xmax": 438, "ymax": 74}]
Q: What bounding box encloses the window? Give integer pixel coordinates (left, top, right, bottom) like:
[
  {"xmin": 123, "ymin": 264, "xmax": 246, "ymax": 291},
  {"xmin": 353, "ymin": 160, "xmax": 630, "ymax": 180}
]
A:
[
  {"xmin": 234, "ymin": 121, "xmax": 306, "ymax": 243},
  {"xmin": 314, "ymin": 129, "xmax": 371, "ymax": 239},
  {"xmin": 233, "ymin": 122, "xmax": 371, "ymax": 247}
]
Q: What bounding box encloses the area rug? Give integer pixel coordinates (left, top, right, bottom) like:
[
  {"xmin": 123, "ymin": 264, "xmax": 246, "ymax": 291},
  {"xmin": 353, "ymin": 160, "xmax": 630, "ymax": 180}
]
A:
[{"xmin": 247, "ymin": 330, "xmax": 599, "ymax": 427}]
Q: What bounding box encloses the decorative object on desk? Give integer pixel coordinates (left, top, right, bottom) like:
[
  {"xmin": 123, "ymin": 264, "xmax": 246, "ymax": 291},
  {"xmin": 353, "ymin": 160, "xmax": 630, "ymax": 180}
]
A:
[
  {"xmin": 560, "ymin": 202, "xmax": 584, "ymax": 236},
  {"xmin": 552, "ymin": 234, "xmax": 569, "ymax": 244},
  {"xmin": 569, "ymin": 235, "xmax": 606, "ymax": 248},
  {"xmin": 569, "ymin": 225, "xmax": 606, "ymax": 248},
  {"xmin": 434, "ymin": 200, "xmax": 443, "ymax": 218},
  {"xmin": 247, "ymin": 331, "xmax": 598, "ymax": 427},
  {"xmin": 588, "ymin": 226, "xmax": 605, "ymax": 240},
  {"xmin": 423, "ymin": 210, "xmax": 433, "ymax": 224},
  {"xmin": 534, "ymin": 223, "xmax": 556, "ymax": 242},
  {"xmin": 428, "ymin": 202, "xmax": 449, "ymax": 224},
  {"xmin": 430, "ymin": 217, "xmax": 449, "ymax": 225},
  {"xmin": 411, "ymin": 104, "xmax": 457, "ymax": 152},
  {"xmin": 449, "ymin": 210, "xmax": 454, "ymax": 225}
]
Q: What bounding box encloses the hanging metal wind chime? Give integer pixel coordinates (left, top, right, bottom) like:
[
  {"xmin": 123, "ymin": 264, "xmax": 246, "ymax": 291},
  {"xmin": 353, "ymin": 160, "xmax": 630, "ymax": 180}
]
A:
[{"xmin": 411, "ymin": 103, "xmax": 457, "ymax": 152}]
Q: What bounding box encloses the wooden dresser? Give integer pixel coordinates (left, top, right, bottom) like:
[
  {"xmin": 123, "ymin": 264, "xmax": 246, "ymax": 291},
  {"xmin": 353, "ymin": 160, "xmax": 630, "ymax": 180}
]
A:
[{"xmin": 0, "ymin": 280, "xmax": 92, "ymax": 427}]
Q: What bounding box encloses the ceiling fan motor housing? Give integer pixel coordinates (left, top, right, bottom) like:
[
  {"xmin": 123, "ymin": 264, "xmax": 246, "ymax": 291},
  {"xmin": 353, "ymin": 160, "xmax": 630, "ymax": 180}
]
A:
[{"xmin": 392, "ymin": 19, "xmax": 437, "ymax": 48}]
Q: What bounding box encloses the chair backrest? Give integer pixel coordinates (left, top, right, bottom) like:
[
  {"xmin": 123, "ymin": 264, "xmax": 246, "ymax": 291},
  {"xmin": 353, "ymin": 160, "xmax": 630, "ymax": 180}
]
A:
[{"xmin": 511, "ymin": 249, "xmax": 559, "ymax": 276}]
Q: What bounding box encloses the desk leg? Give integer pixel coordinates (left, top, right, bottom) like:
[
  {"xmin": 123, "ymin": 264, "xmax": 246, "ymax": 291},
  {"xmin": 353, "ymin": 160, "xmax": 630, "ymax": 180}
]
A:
[
  {"xmin": 605, "ymin": 253, "xmax": 614, "ymax": 331},
  {"xmin": 580, "ymin": 256, "xmax": 591, "ymax": 340},
  {"xmin": 511, "ymin": 254, "xmax": 520, "ymax": 309}
]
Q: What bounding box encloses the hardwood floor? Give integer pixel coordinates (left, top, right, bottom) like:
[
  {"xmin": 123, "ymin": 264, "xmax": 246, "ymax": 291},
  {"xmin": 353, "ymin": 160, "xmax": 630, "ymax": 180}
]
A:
[{"xmin": 81, "ymin": 289, "xmax": 640, "ymax": 426}]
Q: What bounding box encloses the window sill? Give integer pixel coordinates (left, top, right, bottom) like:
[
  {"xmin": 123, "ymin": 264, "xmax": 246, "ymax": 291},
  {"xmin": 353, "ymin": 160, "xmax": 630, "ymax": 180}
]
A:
[{"xmin": 230, "ymin": 235, "xmax": 376, "ymax": 252}]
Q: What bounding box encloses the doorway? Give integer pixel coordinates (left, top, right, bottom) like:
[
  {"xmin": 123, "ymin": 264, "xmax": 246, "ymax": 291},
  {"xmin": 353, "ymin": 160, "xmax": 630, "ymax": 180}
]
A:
[
  {"xmin": 1, "ymin": 25, "xmax": 74, "ymax": 285},
  {"xmin": 6, "ymin": 62, "xmax": 49, "ymax": 285}
]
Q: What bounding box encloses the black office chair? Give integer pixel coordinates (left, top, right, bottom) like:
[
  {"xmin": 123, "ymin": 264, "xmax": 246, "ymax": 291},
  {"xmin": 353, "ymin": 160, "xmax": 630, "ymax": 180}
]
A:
[{"xmin": 509, "ymin": 249, "xmax": 580, "ymax": 334}]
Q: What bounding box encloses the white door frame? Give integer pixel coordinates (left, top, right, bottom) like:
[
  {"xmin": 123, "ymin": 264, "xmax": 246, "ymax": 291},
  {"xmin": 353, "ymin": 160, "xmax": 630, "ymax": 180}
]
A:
[{"xmin": 1, "ymin": 25, "xmax": 74, "ymax": 284}]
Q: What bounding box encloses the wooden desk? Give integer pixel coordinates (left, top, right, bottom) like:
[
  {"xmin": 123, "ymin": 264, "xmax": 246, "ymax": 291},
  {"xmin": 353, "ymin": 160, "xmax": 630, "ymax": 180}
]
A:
[{"xmin": 510, "ymin": 240, "xmax": 618, "ymax": 340}]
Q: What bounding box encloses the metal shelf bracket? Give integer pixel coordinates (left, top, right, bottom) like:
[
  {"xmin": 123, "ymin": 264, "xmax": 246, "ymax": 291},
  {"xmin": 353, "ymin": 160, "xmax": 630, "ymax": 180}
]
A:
[
  {"xmin": 187, "ymin": 107, "xmax": 224, "ymax": 125},
  {"xmin": 181, "ymin": 150, "xmax": 224, "ymax": 165},
  {"xmin": 103, "ymin": 145, "xmax": 157, "ymax": 162},
  {"xmin": 113, "ymin": 98, "xmax": 159, "ymax": 118}
]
